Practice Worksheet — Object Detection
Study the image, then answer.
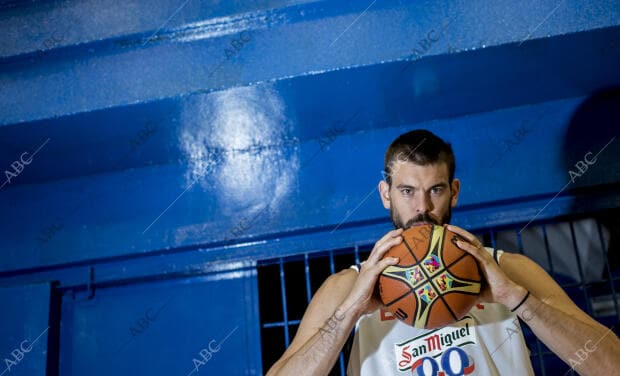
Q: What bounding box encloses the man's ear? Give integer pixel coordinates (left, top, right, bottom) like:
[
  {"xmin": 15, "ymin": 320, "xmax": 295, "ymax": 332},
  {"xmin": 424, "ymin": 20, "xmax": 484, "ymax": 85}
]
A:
[
  {"xmin": 379, "ymin": 180, "xmax": 391, "ymax": 209},
  {"xmin": 450, "ymin": 178, "xmax": 460, "ymax": 208}
]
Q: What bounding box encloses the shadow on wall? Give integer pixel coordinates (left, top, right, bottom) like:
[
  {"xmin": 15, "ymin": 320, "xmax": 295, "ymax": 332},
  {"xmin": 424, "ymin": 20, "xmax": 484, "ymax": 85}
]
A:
[{"xmin": 496, "ymin": 87, "xmax": 620, "ymax": 286}]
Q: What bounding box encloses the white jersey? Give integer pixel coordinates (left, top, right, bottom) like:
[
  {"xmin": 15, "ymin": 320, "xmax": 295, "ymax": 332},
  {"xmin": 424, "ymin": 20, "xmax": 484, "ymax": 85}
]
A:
[{"xmin": 347, "ymin": 248, "xmax": 535, "ymax": 376}]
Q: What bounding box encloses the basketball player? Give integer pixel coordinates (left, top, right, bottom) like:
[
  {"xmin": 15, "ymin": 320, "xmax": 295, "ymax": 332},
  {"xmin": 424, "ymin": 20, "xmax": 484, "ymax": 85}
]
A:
[{"xmin": 267, "ymin": 129, "xmax": 620, "ymax": 375}]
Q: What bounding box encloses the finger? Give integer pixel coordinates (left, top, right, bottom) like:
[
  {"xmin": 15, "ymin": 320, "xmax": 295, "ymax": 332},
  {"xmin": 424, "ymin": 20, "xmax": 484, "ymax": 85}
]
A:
[
  {"xmin": 367, "ymin": 235, "xmax": 402, "ymax": 265},
  {"xmin": 367, "ymin": 229, "xmax": 403, "ymax": 262},
  {"xmin": 377, "ymin": 228, "xmax": 403, "ymax": 245},
  {"xmin": 366, "ymin": 236, "xmax": 403, "ymax": 267},
  {"xmin": 455, "ymin": 239, "xmax": 493, "ymax": 265},
  {"xmin": 372, "ymin": 256, "xmax": 399, "ymax": 276},
  {"xmin": 446, "ymin": 224, "xmax": 480, "ymax": 245}
]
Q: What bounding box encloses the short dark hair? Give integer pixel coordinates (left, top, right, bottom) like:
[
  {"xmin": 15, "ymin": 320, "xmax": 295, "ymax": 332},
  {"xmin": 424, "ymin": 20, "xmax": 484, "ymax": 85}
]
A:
[{"xmin": 384, "ymin": 129, "xmax": 455, "ymax": 185}]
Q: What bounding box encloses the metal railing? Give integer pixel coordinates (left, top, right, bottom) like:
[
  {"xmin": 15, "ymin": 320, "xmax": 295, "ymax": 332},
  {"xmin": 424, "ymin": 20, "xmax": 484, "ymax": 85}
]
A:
[{"xmin": 258, "ymin": 213, "xmax": 620, "ymax": 375}]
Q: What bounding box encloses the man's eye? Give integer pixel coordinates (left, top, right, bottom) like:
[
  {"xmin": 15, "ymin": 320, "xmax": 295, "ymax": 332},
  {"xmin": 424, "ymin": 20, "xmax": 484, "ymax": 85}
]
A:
[
  {"xmin": 431, "ymin": 187, "xmax": 443, "ymax": 194},
  {"xmin": 401, "ymin": 188, "xmax": 411, "ymax": 195}
]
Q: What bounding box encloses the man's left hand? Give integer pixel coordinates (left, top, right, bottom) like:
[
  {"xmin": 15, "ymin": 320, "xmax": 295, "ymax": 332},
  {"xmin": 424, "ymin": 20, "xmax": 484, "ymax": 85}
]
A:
[{"xmin": 445, "ymin": 224, "xmax": 528, "ymax": 310}]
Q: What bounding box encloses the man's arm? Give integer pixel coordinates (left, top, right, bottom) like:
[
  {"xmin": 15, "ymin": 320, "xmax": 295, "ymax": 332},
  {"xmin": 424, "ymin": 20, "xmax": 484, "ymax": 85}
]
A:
[
  {"xmin": 266, "ymin": 229, "xmax": 403, "ymax": 376},
  {"xmin": 501, "ymin": 252, "xmax": 619, "ymax": 375},
  {"xmin": 447, "ymin": 224, "xmax": 620, "ymax": 376}
]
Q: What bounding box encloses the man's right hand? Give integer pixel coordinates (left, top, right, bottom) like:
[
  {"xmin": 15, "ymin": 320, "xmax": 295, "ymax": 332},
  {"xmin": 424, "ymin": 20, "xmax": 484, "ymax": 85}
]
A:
[
  {"xmin": 341, "ymin": 228, "xmax": 403, "ymax": 316},
  {"xmin": 266, "ymin": 228, "xmax": 402, "ymax": 376}
]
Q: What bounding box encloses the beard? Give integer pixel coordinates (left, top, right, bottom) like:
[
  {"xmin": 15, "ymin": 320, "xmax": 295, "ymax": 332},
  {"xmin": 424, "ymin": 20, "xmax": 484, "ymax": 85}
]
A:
[{"xmin": 390, "ymin": 205, "xmax": 451, "ymax": 230}]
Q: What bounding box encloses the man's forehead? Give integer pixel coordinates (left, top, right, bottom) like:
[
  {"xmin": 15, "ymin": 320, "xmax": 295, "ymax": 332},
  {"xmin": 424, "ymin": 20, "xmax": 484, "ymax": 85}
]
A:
[{"xmin": 390, "ymin": 161, "xmax": 450, "ymax": 183}]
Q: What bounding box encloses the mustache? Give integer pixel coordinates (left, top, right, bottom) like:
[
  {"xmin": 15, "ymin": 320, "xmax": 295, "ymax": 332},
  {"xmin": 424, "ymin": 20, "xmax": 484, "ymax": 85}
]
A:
[{"xmin": 403, "ymin": 213, "xmax": 440, "ymax": 229}]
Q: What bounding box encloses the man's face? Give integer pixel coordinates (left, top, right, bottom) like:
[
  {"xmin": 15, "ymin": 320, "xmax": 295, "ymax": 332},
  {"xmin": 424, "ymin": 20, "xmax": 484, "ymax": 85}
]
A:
[{"xmin": 379, "ymin": 161, "xmax": 460, "ymax": 229}]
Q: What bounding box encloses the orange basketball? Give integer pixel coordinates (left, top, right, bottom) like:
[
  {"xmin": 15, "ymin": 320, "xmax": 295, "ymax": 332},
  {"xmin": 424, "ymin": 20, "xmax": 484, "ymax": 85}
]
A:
[{"xmin": 378, "ymin": 224, "xmax": 481, "ymax": 329}]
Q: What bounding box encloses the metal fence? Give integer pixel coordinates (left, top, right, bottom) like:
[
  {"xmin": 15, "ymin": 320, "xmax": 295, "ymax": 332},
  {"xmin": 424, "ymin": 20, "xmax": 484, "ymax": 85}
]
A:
[{"xmin": 258, "ymin": 211, "xmax": 620, "ymax": 375}]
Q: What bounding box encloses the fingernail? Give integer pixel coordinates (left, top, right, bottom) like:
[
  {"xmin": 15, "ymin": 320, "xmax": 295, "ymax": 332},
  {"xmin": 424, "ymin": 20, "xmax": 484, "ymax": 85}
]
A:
[{"xmin": 389, "ymin": 257, "xmax": 398, "ymax": 262}]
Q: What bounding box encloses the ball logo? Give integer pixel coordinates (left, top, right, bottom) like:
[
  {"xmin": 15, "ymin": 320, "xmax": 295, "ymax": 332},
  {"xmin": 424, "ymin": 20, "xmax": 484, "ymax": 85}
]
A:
[
  {"xmin": 423, "ymin": 255, "xmax": 441, "ymax": 274},
  {"xmin": 435, "ymin": 273, "xmax": 453, "ymax": 292},
  {"xmin": 417, "ymin": 284, "xmax": 438, "ymax": 304},
  {"xmin": 405, "ymin": 266, "xmax": 425, "ymax": 284}
]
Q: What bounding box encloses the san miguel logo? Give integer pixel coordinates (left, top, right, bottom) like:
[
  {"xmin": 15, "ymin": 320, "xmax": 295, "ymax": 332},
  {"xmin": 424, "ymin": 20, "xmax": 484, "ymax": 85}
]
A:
[{"xmin": 395, "ymin": 316, "xmax": 476, "ymax": 374}]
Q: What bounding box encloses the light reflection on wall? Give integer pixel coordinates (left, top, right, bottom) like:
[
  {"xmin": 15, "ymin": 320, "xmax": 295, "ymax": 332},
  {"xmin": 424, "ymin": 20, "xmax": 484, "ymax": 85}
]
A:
[{"xmin": 179, "ymin": 84, "xmax": 298, "ymax": 219}]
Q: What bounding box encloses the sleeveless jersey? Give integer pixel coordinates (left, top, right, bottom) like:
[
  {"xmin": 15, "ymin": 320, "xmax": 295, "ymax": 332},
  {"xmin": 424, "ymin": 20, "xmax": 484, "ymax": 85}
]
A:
[{"xmin": 347, "ymin": 247, "xmax": 535, "ymax": 376}]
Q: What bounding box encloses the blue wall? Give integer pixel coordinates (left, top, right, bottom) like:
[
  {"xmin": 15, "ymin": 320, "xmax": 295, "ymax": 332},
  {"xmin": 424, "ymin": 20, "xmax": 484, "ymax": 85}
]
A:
[{"xmin": 0, "ymin": 1, "xmax": 619, "ymax": 374}]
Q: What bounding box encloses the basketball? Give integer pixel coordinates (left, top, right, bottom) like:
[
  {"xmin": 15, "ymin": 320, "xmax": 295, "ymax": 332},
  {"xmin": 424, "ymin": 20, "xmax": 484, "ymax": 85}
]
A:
[{"xmin": 378, "ymin": 224, "xmax": 482, "ymax": 329}]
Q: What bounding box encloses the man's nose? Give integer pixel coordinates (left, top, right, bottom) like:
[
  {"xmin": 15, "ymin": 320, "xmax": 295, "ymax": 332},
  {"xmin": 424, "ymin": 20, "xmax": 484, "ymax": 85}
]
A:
[{"xmin": 414, "ymin": 192, "xmax": 432, "ymax": 214}]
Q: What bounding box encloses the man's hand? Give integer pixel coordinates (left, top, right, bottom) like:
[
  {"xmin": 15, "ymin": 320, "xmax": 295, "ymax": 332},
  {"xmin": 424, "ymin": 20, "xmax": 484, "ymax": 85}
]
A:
[
  {"xmin": 445, "ymin": 224, "xmax": 620, "ymax": 376},
  {"xmin": 341, "ymin": 228, "xmax": 402, "ymax": 315},
  {"xmin": 266, "ymin": 228, "xmax": 402, "ymax": 375},
  {"xmin": 445, "ymin": 224, "xmax": 527, "ymax": 310}
]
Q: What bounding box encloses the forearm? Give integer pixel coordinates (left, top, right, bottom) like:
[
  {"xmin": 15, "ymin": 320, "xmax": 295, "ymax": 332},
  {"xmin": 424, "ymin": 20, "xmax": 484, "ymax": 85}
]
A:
[
  {"xmin": 269, "ymin": 230, "xmax": 402, "ymax": 375},
  {"xmin": 513, "ymin": 292, "xmax": 620, "ymax": 375},
  {"xmin": 271, "ymin": 303, "xmax": 362, "ymax": 376}
]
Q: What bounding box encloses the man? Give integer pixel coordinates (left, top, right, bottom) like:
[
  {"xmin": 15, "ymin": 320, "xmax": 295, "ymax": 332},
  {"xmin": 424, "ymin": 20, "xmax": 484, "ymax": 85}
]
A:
[{"xmin": 267, "ymin": 129, "xmax": 620, "ymax": 375}]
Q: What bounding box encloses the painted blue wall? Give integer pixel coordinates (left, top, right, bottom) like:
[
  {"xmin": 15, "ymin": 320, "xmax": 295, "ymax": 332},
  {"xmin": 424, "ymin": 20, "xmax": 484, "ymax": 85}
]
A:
[
  {"xmin": 0, "ymin": 283, "xmax": 50, "ymax": 376},
  {"xmin": 0, "ymin": 0, "xmax": 619, "ymax": 374}
]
